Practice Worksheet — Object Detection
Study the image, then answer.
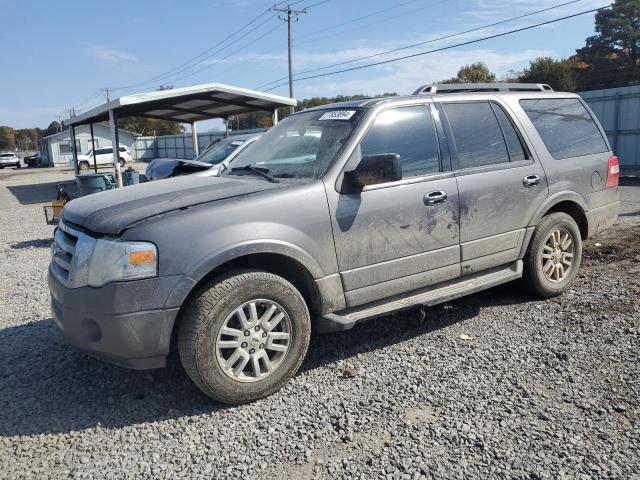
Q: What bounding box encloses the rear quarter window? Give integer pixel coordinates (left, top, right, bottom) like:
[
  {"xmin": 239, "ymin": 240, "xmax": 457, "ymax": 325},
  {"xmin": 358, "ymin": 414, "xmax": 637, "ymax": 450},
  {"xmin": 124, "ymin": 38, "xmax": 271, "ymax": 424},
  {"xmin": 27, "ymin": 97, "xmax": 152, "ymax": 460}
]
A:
[{"xmin": 520, "ymin": 98, "xmax": 609, "ymax": 159}]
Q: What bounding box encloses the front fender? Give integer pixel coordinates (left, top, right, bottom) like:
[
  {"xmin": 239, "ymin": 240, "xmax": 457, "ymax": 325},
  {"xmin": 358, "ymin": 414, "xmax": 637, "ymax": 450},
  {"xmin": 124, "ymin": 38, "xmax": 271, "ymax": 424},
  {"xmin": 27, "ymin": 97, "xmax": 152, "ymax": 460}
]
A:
[{"xmin": 188, "ymin": 239, "xmax": 326, "ymax": 284}]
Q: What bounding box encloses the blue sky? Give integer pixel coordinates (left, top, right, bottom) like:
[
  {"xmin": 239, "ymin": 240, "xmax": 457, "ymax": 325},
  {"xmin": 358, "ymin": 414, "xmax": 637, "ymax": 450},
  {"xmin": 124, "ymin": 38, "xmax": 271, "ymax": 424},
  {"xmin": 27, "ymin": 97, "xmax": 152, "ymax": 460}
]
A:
[{"xmin": 0, "ymin": 0, "xmax": 606, "ymax": 130}]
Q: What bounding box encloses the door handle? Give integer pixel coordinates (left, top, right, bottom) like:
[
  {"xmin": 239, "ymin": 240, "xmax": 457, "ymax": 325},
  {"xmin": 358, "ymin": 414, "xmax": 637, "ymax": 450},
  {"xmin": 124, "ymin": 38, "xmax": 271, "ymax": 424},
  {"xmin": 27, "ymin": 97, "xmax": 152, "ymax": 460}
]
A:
[
  {"xmin": 523, "ymin": 174, "xmax": 540, "ymax": 188},
  {"xmin": 424, "ymin": 190, "xmax": 447, "ymax": 206}
]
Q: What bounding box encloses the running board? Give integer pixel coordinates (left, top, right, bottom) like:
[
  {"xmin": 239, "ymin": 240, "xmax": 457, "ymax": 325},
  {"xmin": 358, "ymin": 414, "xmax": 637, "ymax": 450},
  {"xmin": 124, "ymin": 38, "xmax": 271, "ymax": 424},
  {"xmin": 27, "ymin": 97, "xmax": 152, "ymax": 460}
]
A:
[{"xmin": 319, "ymin": 261, "xmax": 522, "ymax": 332}]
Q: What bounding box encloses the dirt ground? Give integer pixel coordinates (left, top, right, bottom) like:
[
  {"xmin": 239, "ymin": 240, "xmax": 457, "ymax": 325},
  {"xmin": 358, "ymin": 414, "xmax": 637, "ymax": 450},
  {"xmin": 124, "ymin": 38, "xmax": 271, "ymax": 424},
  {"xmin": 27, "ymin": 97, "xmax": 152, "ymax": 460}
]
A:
[{"xmin": 0, "ymin": 166, "xmax": 638, "ymax": 479}]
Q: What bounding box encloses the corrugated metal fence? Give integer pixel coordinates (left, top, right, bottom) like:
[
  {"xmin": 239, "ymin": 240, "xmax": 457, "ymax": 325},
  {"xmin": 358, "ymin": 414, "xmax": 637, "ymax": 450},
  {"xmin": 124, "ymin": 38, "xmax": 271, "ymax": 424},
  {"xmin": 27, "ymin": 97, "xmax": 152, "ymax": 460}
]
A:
[
  {"xmin": 580, "ymin": 85, "xmax": 640, "ymax": 176},
  {"xmin": 132, "ymin": 128, "xmax": 267, "ymax": 161}
]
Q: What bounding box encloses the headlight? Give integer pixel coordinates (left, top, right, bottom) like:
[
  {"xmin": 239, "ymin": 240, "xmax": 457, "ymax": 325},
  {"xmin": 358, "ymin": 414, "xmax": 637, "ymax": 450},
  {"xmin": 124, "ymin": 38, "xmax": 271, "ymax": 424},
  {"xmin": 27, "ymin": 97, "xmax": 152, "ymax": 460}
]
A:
[{"xmin": 88, "ymin": 239, "xmax": 157, "ymax": 287}]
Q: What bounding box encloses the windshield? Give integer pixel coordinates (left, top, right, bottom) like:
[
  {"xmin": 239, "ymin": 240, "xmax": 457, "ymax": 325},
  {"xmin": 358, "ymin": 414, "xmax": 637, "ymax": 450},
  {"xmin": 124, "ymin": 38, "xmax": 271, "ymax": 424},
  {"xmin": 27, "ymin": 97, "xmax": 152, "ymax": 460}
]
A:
[
  {"xmin": 0, "ymin": 153, "xmax": 14, "ymax": 158},
  {"xmin": 223, "ymin": 109, "xmax": 363, "ymax": 179},
  {"xmin": 197, "ymin": 138, "xmax": 246, "ymax": 165}
]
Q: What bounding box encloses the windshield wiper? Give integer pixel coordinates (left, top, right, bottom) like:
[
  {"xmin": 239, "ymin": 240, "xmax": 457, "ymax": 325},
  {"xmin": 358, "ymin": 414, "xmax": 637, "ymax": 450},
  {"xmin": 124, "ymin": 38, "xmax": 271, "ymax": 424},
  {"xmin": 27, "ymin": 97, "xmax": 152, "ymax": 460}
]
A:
[{"xmin": 229, "ymin": 165, "xmax": 279, "ymax": 183}]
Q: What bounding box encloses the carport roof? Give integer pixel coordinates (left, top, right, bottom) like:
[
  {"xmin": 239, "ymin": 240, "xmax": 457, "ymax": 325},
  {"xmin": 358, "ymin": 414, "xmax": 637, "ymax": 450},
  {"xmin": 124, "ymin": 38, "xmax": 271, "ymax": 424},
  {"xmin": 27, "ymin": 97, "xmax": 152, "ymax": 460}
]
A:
[{"xmin": 67, "ymin": 83, "xmax": 297, "ymax": 126}]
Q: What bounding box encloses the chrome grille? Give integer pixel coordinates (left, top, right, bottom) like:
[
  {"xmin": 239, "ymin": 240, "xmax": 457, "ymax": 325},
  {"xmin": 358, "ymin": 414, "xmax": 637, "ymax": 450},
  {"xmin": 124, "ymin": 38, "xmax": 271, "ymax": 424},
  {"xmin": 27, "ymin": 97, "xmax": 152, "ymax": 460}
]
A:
[{"xmin": 50, "ymin": 221, "xmax": 97, "ymax": 288}]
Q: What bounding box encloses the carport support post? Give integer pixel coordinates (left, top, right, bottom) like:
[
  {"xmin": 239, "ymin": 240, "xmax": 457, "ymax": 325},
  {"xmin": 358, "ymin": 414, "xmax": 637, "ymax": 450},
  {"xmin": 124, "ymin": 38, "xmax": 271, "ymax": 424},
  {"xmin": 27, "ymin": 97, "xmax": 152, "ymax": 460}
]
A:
[
  {"xmin": 89, "ymin": 123, "xmax": 98, "ymax": 173},
  {"xmin": 272, "ymin": 108, "xmax": 279, "ymax": 126},
  {"xmin": 108, "ymin": 109, "xmax": 124, "ymax": 188},
  {"xmin": 191, "ymin": 122, "xmax": 199, "ymax": 159},
  {"xmin": 70, "ymin": 125, "xmax": 79, "ymax": 176},
  {"xmin": 224, "ymin": 117, "xmax": 229, "ymax": 138}
]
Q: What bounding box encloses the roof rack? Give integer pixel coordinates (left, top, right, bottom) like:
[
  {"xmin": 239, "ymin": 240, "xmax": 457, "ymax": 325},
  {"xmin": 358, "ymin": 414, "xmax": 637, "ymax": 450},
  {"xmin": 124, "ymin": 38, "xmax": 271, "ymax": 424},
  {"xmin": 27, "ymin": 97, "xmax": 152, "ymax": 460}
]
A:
[{"xmin": 413, "ymin": 83, "xmax": 553, "ymax": 95}]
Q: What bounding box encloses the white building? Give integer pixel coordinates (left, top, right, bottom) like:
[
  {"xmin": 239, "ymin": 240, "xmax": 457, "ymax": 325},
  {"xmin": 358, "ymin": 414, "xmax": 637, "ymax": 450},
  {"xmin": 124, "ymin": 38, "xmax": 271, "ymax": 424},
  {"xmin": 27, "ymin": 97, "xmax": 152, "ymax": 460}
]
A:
[{"xmin": 43, "ymin": 123, "xmax": 138, "ymax": 166}]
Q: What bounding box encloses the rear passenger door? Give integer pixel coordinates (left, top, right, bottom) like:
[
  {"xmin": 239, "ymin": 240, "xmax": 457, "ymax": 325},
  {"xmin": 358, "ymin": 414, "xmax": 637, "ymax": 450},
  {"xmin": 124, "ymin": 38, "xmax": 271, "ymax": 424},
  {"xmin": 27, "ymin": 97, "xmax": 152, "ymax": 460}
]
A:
[{"xmin": 437, "ymin": 100, "xmax": 548, "ymax": 274}]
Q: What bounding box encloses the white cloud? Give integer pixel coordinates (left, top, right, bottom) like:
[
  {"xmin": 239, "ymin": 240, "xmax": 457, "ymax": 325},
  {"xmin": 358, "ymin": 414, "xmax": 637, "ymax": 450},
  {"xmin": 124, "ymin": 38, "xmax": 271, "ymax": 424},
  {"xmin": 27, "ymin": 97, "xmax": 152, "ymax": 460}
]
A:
[{"xmin": 86, "ymin": 45, "xmax": 136, "ymax": 64}]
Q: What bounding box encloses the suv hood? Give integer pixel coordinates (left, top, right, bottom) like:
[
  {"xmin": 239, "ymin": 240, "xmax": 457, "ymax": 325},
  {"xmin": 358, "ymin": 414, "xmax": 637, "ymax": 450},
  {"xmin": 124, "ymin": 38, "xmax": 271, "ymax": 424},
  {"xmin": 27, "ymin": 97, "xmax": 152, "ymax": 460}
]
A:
[
  {"xmin": 145, "ymin": 157, "xmax": 213, "ymax": 181},
  {"xmin": 62, "ymin": 175, "xmax": 282, "ymax": 235}
]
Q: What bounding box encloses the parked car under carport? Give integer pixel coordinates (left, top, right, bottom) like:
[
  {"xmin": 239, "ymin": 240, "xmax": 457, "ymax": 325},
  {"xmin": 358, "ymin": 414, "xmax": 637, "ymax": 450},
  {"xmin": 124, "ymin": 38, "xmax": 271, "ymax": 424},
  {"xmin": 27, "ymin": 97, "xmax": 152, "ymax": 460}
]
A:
[{"xmin": 145, "ymin": 133, "xmax": 263, "ymax": 181}]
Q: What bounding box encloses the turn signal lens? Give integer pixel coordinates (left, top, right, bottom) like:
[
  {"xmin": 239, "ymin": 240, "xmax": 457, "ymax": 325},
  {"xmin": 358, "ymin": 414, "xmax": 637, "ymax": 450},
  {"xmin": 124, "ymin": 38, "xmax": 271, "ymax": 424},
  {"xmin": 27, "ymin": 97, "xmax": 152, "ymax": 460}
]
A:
[
  {"xmin": 606, "ymin": 155, "xmax": 619, "ymax": 188},
  {"xmin": 129, "ymin": 250, "xmax": 156, "ymax": 265}
]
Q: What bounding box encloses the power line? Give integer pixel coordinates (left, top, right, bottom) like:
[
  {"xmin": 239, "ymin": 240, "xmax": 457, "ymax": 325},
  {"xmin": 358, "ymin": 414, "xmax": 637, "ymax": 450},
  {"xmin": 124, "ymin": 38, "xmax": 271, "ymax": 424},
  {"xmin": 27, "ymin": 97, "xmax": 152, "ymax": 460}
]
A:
[
  {"xmin": 144, "ymin": 0, "xmax": 331, "ymax": 89},
  {"xmin": 263, "ymin": 4, "xmax": 612, "ymax": 92},
  {"xmin": 112, "ymin": 13, "xmax": 280, "ymax": 92},
  {"xmin": 256, "ymin": 0, "xmax": 584, "ymax": 90},
  {"xmin": 109, "ymin": 0, "xmax": 301, "ymax": 91},
  {"xmin": 167, "ymin": 22, "xmax": 285, "ymax": 86},
  {"xmin": 110, "ymin": 0, "xmax": 329, "ymax": 92},
  {"xmin": 296, "ymin": 0, "xmax": 424, "ymax": 41}
]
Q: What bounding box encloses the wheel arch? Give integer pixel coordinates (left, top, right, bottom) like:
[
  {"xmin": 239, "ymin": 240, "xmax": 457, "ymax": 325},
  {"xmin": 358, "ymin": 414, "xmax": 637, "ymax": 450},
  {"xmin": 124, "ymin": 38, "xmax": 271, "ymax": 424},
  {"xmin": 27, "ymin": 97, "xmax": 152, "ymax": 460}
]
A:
[
  {"xmin": 531, "ymin": 192, "xmax": 589, "ymax": 240},
  {"xmin": 169, "ymin": 245, "xmax": 328, "ymax": 348}
]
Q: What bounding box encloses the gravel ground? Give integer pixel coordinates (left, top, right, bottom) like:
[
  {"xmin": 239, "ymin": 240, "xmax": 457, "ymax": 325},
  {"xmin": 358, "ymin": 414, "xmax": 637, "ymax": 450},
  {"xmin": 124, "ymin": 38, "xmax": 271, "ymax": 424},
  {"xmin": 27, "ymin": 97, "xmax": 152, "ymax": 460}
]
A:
[{"xmin": 0, "ymin": 167, "xmax": 638, "ymax": 479}]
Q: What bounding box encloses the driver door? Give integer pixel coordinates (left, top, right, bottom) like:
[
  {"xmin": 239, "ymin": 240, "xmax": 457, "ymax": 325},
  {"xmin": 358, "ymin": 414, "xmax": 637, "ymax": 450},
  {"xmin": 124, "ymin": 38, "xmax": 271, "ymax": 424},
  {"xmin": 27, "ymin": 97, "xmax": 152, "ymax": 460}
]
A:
[{"xmin": 325, "ymin": 105, "xmax": 461, "ymax": 308}]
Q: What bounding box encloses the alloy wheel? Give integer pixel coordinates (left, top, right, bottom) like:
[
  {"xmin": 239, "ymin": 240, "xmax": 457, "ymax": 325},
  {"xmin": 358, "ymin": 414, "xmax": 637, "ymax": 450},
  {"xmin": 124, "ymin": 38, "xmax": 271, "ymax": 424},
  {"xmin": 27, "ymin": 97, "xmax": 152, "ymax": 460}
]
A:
[
  {"xmin": 215, "ymin": 299, "xmax": 292, "ymax": 383},
  {"xmin": 541, "ymin": 227, "xmax": 574, "ymax": 283}
]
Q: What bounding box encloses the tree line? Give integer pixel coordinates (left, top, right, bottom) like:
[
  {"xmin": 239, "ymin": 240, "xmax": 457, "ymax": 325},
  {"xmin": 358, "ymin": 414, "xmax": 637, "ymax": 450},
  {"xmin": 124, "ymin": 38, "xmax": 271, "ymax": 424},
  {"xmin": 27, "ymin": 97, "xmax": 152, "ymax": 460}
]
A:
[{"xmin": 1, "ymin": 0, "xmax": 637, "ymax": 150}]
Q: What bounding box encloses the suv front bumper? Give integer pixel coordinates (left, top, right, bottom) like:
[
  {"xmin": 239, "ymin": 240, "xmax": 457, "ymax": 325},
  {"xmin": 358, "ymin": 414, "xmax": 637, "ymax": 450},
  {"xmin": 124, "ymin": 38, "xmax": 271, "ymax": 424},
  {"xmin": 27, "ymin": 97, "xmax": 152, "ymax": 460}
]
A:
[{"xmin": 48, "ymin": 266, "xmax": 193, "ymax": 369}]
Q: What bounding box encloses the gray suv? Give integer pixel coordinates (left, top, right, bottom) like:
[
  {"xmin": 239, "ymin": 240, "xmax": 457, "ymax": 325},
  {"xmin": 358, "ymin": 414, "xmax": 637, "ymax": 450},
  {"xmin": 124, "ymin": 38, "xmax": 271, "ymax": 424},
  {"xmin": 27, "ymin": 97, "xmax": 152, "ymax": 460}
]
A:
[{"xmin": 49, "ymin": 84, "xmax": 620, "ymax": 404}]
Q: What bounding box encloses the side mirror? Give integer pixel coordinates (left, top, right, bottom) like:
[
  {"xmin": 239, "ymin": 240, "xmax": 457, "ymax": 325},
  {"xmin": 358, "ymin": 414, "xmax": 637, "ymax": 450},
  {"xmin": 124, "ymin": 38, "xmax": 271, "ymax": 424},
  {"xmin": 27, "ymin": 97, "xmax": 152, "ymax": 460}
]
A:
[{"xmin": 343, "ymin": 153, "xmax": 401, "ymax": 190}]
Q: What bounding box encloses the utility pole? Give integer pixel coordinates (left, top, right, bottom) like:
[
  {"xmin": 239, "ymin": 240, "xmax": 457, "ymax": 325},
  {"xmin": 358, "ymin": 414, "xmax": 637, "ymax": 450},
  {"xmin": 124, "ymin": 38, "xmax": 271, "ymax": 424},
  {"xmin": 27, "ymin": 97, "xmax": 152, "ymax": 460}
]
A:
[
  {"xmin": 101, "ymin": 87, "xmax": 112, "ymax": 102},
  {"xmin": 274, "ymin": 5, "xmax": 306, "ymax": 114}
]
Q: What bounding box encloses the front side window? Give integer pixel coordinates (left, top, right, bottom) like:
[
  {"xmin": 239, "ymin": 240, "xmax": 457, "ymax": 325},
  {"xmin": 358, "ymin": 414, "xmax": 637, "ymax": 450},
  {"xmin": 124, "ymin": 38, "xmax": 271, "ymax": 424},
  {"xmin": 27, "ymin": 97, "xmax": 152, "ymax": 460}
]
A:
[
  {"xmin": 223, "ymin": 108, "xmax": 364, "ymax": 179},
  {"xmin": 360, "ymin": 106, "xmax": 440, "ymax": 178},
  {"xmin": 520, "ymin": 98, "xmax": 609, "ymax": 159},
  {"xmin": 441, "ymin": 101, "xmax": 509, "ymax": 169}
]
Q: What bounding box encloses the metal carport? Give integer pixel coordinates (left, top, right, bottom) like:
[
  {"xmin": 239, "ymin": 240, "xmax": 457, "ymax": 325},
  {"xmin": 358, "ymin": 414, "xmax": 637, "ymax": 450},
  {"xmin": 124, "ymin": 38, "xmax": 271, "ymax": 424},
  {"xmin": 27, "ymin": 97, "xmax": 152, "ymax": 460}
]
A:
[{"xmin": 67, "ymin": 83, "xmax": 297, "ymax": 187}]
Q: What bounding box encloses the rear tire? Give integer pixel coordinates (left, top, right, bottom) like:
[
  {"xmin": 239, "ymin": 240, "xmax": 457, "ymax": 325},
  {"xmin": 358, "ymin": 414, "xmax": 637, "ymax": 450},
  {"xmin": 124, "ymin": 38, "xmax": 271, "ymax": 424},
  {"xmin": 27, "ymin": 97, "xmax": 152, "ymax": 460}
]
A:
[
  {"xmin": 178, "ymin": 270, "xmax": 311, "ymax": 404},
  {"xmin": 521, "ymin": 212, "xmax": 582, "ymax": 298},
  {"xmin": 16, "ymin": 162, "xmax": 21, "ymax": 169}
]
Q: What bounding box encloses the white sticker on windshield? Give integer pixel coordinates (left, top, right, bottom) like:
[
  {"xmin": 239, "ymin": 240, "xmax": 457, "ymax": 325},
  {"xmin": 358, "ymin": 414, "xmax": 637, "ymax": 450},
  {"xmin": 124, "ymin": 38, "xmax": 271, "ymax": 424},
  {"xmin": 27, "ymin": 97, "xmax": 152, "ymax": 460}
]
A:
[
  {"xmin": 231, "ymin": 141, "xmax": 244, "ymax": 146},
  {"xmin": 319, "ymin": 110, "xmax": 356, "ymax": 121}
]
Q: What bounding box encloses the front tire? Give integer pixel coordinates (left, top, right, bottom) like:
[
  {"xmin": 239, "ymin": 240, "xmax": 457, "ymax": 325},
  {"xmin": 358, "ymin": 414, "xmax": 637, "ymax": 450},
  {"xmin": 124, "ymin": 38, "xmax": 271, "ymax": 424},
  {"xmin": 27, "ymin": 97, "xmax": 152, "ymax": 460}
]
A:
[
  {"xmin": 119, "ymin": 157, "xmax": 126, "ymax": 168},
  {"xmin": 79, "ymin": 161, "xmax": 90, "ymax": 171},
  {"xmin": 522, "ymin": 212, "xmax": 582, "ymax": 297},
  {"xmin": 178, "ymin": 270, "xmax": 311, "ymax": 404}
]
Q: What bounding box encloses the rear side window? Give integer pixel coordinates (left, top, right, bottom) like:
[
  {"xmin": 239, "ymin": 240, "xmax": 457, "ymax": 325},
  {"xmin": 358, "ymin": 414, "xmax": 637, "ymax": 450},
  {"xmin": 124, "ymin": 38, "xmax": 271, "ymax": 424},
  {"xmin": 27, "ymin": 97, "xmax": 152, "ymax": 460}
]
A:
[
  {"xmin": 361, "ymin": 106, "xmax": 440, "ymax": 178},
  {"xmin": 520, "ymin": 98, "xmax": 608, "ymax": 159},
  {"xmin": 441, "ymin": 102, "xmax": 509, "ymax": 169},
  {"xmin": 491, "ymin": 103, "xmax": 528, "ymax": 162}
]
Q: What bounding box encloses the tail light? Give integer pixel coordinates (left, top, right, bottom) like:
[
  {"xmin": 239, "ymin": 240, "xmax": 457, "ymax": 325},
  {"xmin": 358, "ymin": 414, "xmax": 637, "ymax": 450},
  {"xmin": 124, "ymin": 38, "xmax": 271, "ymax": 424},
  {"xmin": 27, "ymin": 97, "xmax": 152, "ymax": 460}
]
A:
[{"xmin": 606, "ymin": 155, "xmax": 619, "ymax": 188}]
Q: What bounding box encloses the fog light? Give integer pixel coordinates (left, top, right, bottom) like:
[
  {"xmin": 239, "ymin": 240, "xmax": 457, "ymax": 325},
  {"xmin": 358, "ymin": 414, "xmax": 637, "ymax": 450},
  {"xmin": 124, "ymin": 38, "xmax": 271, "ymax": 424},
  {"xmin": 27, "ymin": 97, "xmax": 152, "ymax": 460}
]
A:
[{"xmin": 81, "ymin": 318, "xmax": 102, "ymax": 343}]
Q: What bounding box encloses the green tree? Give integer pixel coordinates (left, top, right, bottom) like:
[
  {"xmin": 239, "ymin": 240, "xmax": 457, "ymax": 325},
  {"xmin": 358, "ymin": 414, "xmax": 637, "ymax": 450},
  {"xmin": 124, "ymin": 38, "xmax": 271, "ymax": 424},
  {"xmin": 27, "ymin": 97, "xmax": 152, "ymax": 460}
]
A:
[
  {"xmin": 14, "ymin": 128, "xmax": 39, "ymax": 151},
  {"xmin": 0, "ymin": 126, "xmax": 16, "ymax": 150},
  {"xmin": 43, "ymin": 121, "xmax": 62, "ymax": 137},
  {"xmin": 442, "ymin": 63, "xmax": 497, "ymax": 83},
  {"xmin": 119, "ymin": 117, "xmax": 184, "ymax": 136},
  {"xmin": 518, "ymin": 57, "xmax": 577, "ymax": 92},
  {"xmin": 575, "ymin": 0, "xmax": 640, "ymax": 90}
]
